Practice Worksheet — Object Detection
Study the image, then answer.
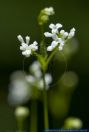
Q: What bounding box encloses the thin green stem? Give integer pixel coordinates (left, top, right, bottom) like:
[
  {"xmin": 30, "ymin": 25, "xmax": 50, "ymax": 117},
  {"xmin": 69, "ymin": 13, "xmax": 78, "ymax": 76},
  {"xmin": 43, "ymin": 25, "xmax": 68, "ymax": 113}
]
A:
[
  {"xmin": 30, "ymin": 100, "xmax": 37, "ymax": 132},
  {"xmin": 40, "ymin": 25, "xmax": 47, "ymax": 57},
  {"xmin": 17, "ymin": 119, "xmax": 24, "ymax": 132},
  {"xmin": 43, "ymin": 71, "xmax": 49, "ymax": 129}
]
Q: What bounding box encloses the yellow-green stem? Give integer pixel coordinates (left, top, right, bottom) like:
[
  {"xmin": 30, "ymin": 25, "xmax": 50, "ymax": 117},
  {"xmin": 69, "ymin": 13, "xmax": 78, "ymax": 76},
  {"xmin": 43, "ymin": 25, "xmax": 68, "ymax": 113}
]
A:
[
  {"xmin": 43, "ymin": 71, "xmax": 49, "ymax": 129},
  {"xmin": 40, "ymin": 26, "xmax": 47, "ymax": 57},
  {"xmin": 17, "ymin": 119, "xmax": 24, "ymax": 132},
  {"xmin": 30, "ymin": 100, "xmax": 37, "ymax": 132}
]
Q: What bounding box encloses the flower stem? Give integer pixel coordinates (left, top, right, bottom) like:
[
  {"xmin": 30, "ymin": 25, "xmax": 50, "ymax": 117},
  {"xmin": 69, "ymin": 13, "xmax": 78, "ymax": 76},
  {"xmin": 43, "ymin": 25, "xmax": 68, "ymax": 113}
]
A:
[
  {"xmin": 40, "ymin": 26, "xmax": 47, "ymax": 57},
  {"xmin": 43, "ymin": 71, "xmax": 49, "ymax": 129},
  {"xmin": 17, "ymin": 119, "xmax": 24, "ymax": 132},
  {"xmin": 30, "ymin": 100, "xmax": 37, "ymax": 132}
]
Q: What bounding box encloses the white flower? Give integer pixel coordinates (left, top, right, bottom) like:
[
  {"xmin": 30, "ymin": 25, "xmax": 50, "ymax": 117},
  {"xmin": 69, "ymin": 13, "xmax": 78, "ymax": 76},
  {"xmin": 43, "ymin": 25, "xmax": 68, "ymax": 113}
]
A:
[
  {"xmin": 38, "ymin": 73, "xmax": 52, "ymax": 90},
  {"xmin": 44, "ymin": 23, "xmax": 62, "ymax": 38},
  {"xmin": 68, "ymin": 28, "xmax": 76, "ymax": 39},
  {"xmin": 44, "ymin": 7, "xmax": 54, "ymax": 15},
  {"xmin": 8, "ymin": 71, "xmax": 31, "ymax": 105},
  {"xmin": 44, "ymin": 23, "xmax": 76, "ymax": 52},
  {"xmin": 26, "ymin": 61, "xmax": 52, "ymax": 90},
  {"xmin": 17, "ymin": 35, "xmax": 38, "ymax": 57}
]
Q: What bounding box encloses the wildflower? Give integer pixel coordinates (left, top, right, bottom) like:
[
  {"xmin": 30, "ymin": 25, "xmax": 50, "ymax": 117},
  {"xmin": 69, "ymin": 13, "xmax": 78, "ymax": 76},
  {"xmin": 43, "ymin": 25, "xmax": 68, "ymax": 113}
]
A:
[
  {"xmin": 44, "ymin": 23, "xmax": 62, "ymax": 39},
  {"xmin": 17, "ymin": 35, "xmax": 38, "ymax": 57},
  {"xmin": 44, "ymin": 23, "xmax": 76, "ymax": 52},
  {"xmin": 38, "ymin": 7, "xmax": 54, "ymax": 25},
  {"xmin": 8, "ymin": 71, "xmax": 31, "ymax": 105}
]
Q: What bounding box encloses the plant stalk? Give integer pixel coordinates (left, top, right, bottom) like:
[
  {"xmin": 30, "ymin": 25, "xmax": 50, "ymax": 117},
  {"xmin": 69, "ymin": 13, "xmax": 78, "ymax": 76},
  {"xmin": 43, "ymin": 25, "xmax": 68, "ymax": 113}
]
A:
[{"xmin": 43, "ymin": 71, "xmax": 49, "ymax": 129}]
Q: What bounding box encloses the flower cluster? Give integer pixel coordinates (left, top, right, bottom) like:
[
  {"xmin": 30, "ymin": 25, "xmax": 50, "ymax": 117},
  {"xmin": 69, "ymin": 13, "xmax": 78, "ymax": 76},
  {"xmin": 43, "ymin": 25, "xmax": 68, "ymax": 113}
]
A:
[
  {"xmin": 44, "ymin": 23, "xmax": 76, "ymax": 51},
  {"xmin": 17, "ymin": 35, "xmax": 38, "ymax": 57},
  {"xmin": 17, "ymin": 25, "xmax": 75, "ymax": 57}
]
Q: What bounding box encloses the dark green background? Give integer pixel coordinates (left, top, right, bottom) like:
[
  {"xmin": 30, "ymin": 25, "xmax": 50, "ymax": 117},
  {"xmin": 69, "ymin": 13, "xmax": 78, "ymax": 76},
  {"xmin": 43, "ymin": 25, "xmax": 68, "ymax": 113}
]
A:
[{"xmin": 0, "ymin": 0, "xmax": 89, "ymax": 131}]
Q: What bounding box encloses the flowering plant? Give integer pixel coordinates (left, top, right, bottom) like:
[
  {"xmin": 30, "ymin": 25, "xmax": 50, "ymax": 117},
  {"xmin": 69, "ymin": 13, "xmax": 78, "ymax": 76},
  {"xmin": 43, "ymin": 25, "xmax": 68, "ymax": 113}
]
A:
[{"xmin": 8, "ymin": 7, "xmax": 82, "ymax": 131}]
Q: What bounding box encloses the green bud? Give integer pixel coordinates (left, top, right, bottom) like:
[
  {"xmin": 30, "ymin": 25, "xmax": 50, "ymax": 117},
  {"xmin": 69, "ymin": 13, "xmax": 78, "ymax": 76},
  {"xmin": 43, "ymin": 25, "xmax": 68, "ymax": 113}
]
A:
[
  {"xmin": 15, "ymin": 106, "xmax": 29, "ymax": 121},
  {"xmin": 38, "ymin": 7, "xmax": 54, "ymax": 25},
  {"xmin": 63, "ymin": 117, "xmax": 83, "ymax": 129}
]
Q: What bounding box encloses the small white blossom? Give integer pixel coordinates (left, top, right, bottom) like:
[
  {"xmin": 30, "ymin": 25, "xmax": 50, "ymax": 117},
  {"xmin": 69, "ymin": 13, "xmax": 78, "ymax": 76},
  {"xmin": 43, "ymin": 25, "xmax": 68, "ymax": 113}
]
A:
[
  {"xmin": 44, "ymin": 23, "xmax": 62, "ymax": 39},
  {"xmin": 17, "ymin": 35, "xmax": 38, "ymax": 57},
  {"xmin": 44, "ymin": 7, "xmax": 54, "ymax": 15}
]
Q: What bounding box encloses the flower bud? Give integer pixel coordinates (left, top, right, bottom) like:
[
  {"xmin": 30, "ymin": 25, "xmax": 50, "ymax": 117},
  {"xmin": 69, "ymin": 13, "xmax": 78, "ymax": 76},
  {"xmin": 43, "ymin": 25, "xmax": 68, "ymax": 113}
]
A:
[
  {"xmin": 63, "ymin": 117, "xmax": 83, "ymax": 129},
  {"xmin": 38, "ymin": 7, "xmax": 54, "ymax": 25},
  {"xmin": 15, "ymin": 106, "xmax": 29, "ymax": 121}
]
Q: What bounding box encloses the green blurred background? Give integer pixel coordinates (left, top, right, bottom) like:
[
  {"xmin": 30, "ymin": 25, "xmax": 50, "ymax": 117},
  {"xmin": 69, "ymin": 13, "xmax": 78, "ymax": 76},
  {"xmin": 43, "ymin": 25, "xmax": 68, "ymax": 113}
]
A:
[{"xmin": 0, "ymin": 0, "xmax": 89, "ymax": 131}]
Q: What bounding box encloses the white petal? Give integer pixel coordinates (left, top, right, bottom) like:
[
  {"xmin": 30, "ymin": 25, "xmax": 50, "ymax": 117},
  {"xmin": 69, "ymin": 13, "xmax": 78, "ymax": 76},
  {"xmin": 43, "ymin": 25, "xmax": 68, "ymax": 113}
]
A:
[
  {"xmin": 20, "ymin": 43, "xmax": 28, "ymax": 51},
  {"xmin": 63, "ymin": 32, "xmax": 68, "ymax": 38},
  {"xmin": 60, "ymin": 30, "xmax": 65, "ymax": 35},
  {"xmin": 44, "ymin": 32, "xmax": 52, "ymax": 37},
  {"xmin": 22, "ymin": 50, "xmax": 31, "ymax": 57},
  {"xmin": 52, "ymin": 28, "xmax": 58, "ymax": 34},
  {"xmin": 56, "ymin": 23, "xmax": 62, "ymax": 29},
  {"xmin": 26, "ymin": 36, "xmax": 30, "ymax": 44},
  {"xmin": 68, "ymin": 28, "xmax": 75, "ymax": 39},
  {"xmin": 28, "ymin": 43, "xmax": 38, "ymax": 51},
  {"xmin": 49, "ymin": 23, "xmax": 55, "ymax": 29},
  {"xmin": 47, "ymin": 46, "xmax": 53, "ymax": 51},
  {"xmin": 70, "ymin": 27, "xmax": 76, "ymax": 32},
  {"xmin": 17, "ymin": 35, "xmax": 24, "ymax": 43},
  {"xmin": 32, "ymin": 41, "xmax": 38, "ymax": 46},
  {"xmin": 68, "ymin": 32, "xmax": 75, "ymax": 39},
  {"xmin": 57, "ymin": 38, "xmax": 64, "ymax": 45},
  {"xmin": 51, "ymin": 41, "xmax": 58, "ymax": 48},
  {"xmin": 52, "ymin": 34, "xmax": 58, "ymax": 40}
]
